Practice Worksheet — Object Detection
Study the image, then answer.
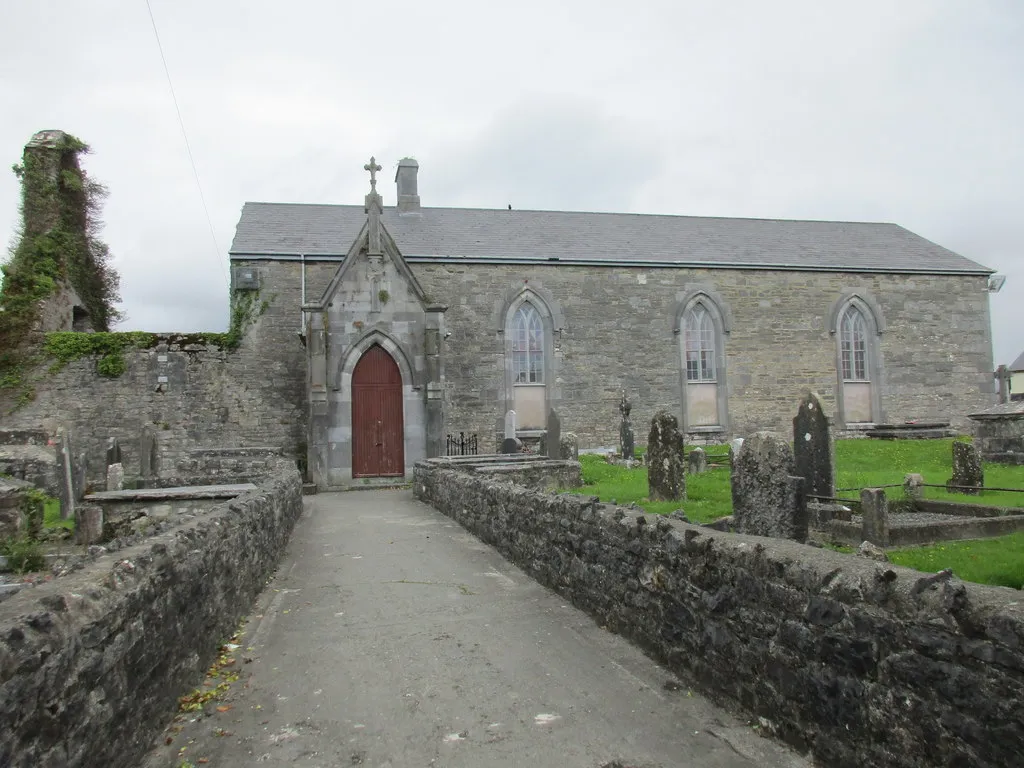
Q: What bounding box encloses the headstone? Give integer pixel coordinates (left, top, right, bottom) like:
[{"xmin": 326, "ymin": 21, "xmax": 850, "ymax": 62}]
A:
[
  {"xmin": 947, "ymin": 441, "xmax": 983, "ymax": 495},
  {"xmin": 545, "ymin": 409, "xmax": 561, "ymax": 459},
  {"xmin": 860, "ymin": 488, "xmax": 888, "ymax": 546},
  {"xmin": 619, "ymin": 392, "xmax": 634, "ymax": 460},
  {"xmin": 903, "ymin": 473, "xmax": 925, "ymax": 500},
  {"xmin": 728, "ymin": 438, "xmax": 744, "ymax": 466},
  {"xmin": 559, "ymin": 432, "xmax": 579, "ymax": 461},
  {"xmin": 687, "ymin": 447, "xmax": 707, "ymax": 474},
  {"xmin": 76, "ymin": 504, "xmax": 103, "ymax": 546},
  {"xmin": 792, "ymin": 391, "xmax": 835, "ymax": 499},
  {"xmin": 56, "ymin": 427, "xmax": 76, "ymax": 520},
  {"xmin": 647, "ymin": 410, "xmax": 685, "ymax": 501},
  {"xmin": 105, "ymin": 437, "xmax": 122, "ymax": 468},
  {"xmin": 731, "ymin": 432, "xmax": 808, "ymax": 542},
  {"xmin": 106, "ymin": 462, "xmax": 124, "ymax": 492},
  {"xmin": 501, "ymin": 437, "xmax": 520, "ymax": 455},
  {"xmin": 504, "ymin": 409, "xmax": 517, "ymax": 440},
  {"xmin": 140, "ymin": 426, "xmax": 157, "ymax": 478},
  {"xmin": 75, "ymin": 451, "xmax": 87, "ymax": 500}
]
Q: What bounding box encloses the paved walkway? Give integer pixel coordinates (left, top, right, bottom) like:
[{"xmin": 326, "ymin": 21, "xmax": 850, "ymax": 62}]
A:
[{"xmin": 145, "ymin": 490, "xmax": 808, "ymax": 768}]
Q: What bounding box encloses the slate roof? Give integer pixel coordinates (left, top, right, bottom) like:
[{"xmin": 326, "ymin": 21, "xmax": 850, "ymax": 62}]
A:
[
  {"xmin": 1010, "ymin": 351, "xmax": 1024, "ymax": 372},
  {"xmin": 229, "ymin": 203, "xmax": 992, "ymax": 275}
]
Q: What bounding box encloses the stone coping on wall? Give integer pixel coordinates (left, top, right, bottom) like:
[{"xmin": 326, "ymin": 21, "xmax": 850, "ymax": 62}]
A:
[
  {"xmin": 0, "ymin": 460, "xmax": 303, "ymax": 767},
  {"xmin": 417, "ymin": 456, "xmax": 582, "ymax": 492},
  {"xmin": 84, "ymin": 483, "xmax": 257, "ymax": 502},
  {"xmin": 414, "ymin": 462, "xmax": 1024, "ymax": 767}
]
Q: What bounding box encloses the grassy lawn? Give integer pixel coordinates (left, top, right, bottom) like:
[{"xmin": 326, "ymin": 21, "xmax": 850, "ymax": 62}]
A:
[
  {"xmin": 570, "ymin": 439, "xmax": 1024, "ymax": 588},
  {"xmin": 833, "ymin": 438, "xmax": 1024, "ymax": 508},
  {"xmin": 44, "ymin": 496, "xmax": 73, "ymax": 531},
  {"xmin": 888, "ymin": 534, "xmax": 1024, "ymax": 590}
]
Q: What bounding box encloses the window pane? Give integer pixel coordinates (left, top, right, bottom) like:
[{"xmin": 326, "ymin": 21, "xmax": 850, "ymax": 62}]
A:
[
  {"xmin": 841, "ymin": 306, "xmax": 869, "ymax": 382},
  {"xmin": 512, "ymin": 303, "xmax": 544, "ymax": 384}
]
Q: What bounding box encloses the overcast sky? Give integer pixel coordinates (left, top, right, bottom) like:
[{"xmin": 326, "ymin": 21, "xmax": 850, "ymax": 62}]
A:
[{"xmin": 1, "ymin": 1, "xmax": 1021, "ymax": 364}]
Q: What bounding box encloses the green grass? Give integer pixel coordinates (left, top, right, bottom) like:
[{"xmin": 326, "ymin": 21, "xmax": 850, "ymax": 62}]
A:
[
  {"xmin": 834, "ymin": 438, "xmax": 1024, "ymax": 508},
  {"xmin": 43, "ymin": 497, "xmax": 73, "ymax": 530},
  {"xmin": 889, "ymin": 534, "xmax": 1024, "ymax": 590},
  {"xmin": 570, "ymin": 439, "xmax": 1024, "ymax": 588},
  {"xmin": 573, "ymin": 453, "xmax": 732, "ymax": 523}
]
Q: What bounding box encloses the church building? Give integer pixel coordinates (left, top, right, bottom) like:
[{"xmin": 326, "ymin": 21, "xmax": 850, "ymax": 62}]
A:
[{"xmin": 228, "ymin": 158, "xmax": 996, "ymax": 490}]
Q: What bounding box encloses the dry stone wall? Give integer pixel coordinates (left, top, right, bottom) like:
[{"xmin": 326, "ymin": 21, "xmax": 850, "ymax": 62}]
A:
[
  {"xmin": 414, "ymin": 463, "xmax": 1024, "ymax": 767},
  {"xmin": 0, "ymin": 460, "xmax": 303, "ymax": 768}
]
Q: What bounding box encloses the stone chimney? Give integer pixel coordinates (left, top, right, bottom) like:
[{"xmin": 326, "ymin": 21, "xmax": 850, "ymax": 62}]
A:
[{"xmin": 395, "ymin": 157, "xmax": 420, "ymax": 213}]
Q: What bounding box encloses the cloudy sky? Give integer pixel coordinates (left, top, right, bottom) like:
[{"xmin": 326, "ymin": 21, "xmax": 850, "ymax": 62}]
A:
[{"xmin": 1, "ymin": 1, "xmax": 1021, "ymax": 363}]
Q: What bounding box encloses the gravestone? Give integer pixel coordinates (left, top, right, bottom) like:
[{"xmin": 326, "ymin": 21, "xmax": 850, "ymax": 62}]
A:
[
  {"xmin": 545, "ymin": 409, "xmax": 561, "ymax": 459},
  {"xmin": 501, "ymin": 437, "xmax": 521, "ymax": 454},
  {"xmin": 947, "ymin": 441, "xmax": 983, "ymax": 495},
  {"xmin": 55, "ymin": 428, "xmax": 76, "ymax": 520},
  {"xmin": 860, "ymin": 488, "xmax": 888, "ymax": 546},
  {"xmin": 619, "ymin": 391, "xmax": 634, "ymax": 460},
  {"xmin": 728, "ymin": 437, "xmax": 744, "ymax": 466},
  {"xmin": 792, "ymin": 391, "xmax": 835, "ymax": 499},
  {"xmin": 687, "ymin": 447, "xmax": 707, "ymax": 474},
  {"xmin": 647, "ymin": 410, "xmax": 685, "ymax": 501},
  {"xmin": 559, "ymin": 432, "xmax": 579, "ymax": 461},
  {"xmin": 106, "ymin": 462, "xmax": 125, "ymax": 492},
  {"xmin": 75, "ymin": 451, "xmax": 87, "ymax": 500},
  {"xmin": 106, "ymin": 437, "xmax": 122, "ymax": 468},
  {"xmin": 140, "ymin": 426, "xmax": 157, "ymax": 478},
  {"xmin": 731, "ymin": 431, "xmax": 808, "ymax": 542},
  {"xmin": 903, "ymin": 473, "xmax": 925, "ymax": 500},
  {"xmin": 76, "ymin": 504, "xmax": 103, "ymax": 546}
]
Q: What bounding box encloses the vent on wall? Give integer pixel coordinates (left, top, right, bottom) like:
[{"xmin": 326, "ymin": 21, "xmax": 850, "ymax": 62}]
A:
[{"xmin": 233, "ymin": 266, "xmax": 261, "ymax": 291}]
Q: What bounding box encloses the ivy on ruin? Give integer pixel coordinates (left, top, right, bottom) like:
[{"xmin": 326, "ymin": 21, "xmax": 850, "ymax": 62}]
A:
[{"xmin": 0, "ymin": 133, "xmax": 123, "ymax": 396}]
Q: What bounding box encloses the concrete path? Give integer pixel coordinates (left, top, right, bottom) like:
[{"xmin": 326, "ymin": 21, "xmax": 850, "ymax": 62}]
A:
[{"xmin": 145, "ymin": 490, "xmax": 808, "ymax": 768}]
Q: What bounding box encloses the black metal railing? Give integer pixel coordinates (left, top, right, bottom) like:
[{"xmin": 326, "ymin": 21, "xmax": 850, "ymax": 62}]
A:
[{"xmin": 446, "ymin": 432, "xmax": 479, "ymax": 456}]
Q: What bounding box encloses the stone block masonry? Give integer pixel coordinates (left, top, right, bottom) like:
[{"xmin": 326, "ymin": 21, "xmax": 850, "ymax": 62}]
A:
[
  {"xmin": 0, "ymin": 460, "xmax": 303, "ymax": 768},
  {"xmin": 0, "ymin": 327, "xmax": 306, "ymax": 488},
  {"xmin": 412, "ymin": 264, "xmax": 994, "ymax": 447},
  {"xmin": 414, "ymin": 463, "xmax": 1024, "ymax": 767}
]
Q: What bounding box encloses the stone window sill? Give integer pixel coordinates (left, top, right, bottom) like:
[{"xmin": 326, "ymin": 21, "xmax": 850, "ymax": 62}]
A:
[{"xmin": 687, "ymin": 426, "xmax": 725, "ymax": 434}]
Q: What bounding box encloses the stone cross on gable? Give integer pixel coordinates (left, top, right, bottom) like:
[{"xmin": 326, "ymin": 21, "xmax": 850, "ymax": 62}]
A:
[
  {"xmin": 364, "ymin": 156, "xmax": 382, "ymax": 190},
  {"xmin": 363, "ymin": 156, "xmax": 384, "ymax": 255}
]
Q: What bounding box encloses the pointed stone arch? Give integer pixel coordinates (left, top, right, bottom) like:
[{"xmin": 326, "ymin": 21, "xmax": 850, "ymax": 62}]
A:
[
  {"xmin": 828, "ymin": 291, "xmax": 885, "ymax": 427},
  {"xmin": 494, "ymin": 282, "xmax": 564, "ymax": 430},
  {"xmin": 672, "ymin": 286, "xmax": 731, "ymax": 433}
]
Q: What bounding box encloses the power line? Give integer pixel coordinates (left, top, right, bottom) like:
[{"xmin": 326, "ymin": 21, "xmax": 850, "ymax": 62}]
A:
[{"xmin": 144, "ymin": 0, "xmax": 229, "ymax": 286}]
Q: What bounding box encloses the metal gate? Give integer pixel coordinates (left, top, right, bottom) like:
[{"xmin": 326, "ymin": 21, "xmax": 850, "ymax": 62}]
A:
[{"xmin": 351, "ymin": 345, "xmax": 404, "ymax": 477}]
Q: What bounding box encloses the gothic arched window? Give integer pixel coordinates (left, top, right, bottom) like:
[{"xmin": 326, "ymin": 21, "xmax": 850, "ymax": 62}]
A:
[
  {"xmin": 833, "ymin": 297, "xmax": 882, "ymax": 424},
  {"xmin": 678, "ymin": 296, "xmax": 728, "ymax": 429},
  {"xmin": 685, "ymin": 304, "xmax": 717, "ymax": 382},
  {"xmin": 512, "ymin": 303, "xmax": 544, "ymax": 384}
]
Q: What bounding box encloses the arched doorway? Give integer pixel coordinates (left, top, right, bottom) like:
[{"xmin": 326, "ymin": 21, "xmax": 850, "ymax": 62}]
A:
[{"xmin": 352, "ymin": 345, "xmax": 404, "ymax": 477}]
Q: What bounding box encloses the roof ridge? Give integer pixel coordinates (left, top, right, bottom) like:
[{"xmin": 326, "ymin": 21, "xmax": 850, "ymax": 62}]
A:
[{"xmin": 241, "ymin": 200, "xmax": 898, "ymax": 227}]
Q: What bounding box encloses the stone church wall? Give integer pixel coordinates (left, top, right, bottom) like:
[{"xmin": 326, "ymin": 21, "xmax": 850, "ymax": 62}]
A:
[
  {"xmin": 0, "ymin": 258, "xmax": 994, "ymax": 479},
  {"xmin": 412, "ymin": 264, "xmax": 994, "ymax": 447}
]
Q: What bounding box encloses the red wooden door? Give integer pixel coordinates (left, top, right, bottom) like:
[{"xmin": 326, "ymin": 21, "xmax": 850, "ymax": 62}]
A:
[{"xmin": 352, "ymin": 345, "xmax": 404, "ymax": 477}]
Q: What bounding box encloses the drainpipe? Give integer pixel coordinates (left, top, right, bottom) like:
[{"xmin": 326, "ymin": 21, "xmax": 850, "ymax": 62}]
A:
[{"xmin": 300, "ymin": 253, "xmax": 306, "ymax": 333}]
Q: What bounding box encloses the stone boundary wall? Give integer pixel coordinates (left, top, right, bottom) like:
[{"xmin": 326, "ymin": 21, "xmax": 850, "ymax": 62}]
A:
[
  {"xmin": 0, "ymin": 460, "xmax": 303, "ymax": 768},
  {"xmin": 0, "ymin": 322, "xmax": 305, "ymax": 488},
  {"xmin": 414, "ymin": 463, "xmax": 1024, "ymax": 767}
]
